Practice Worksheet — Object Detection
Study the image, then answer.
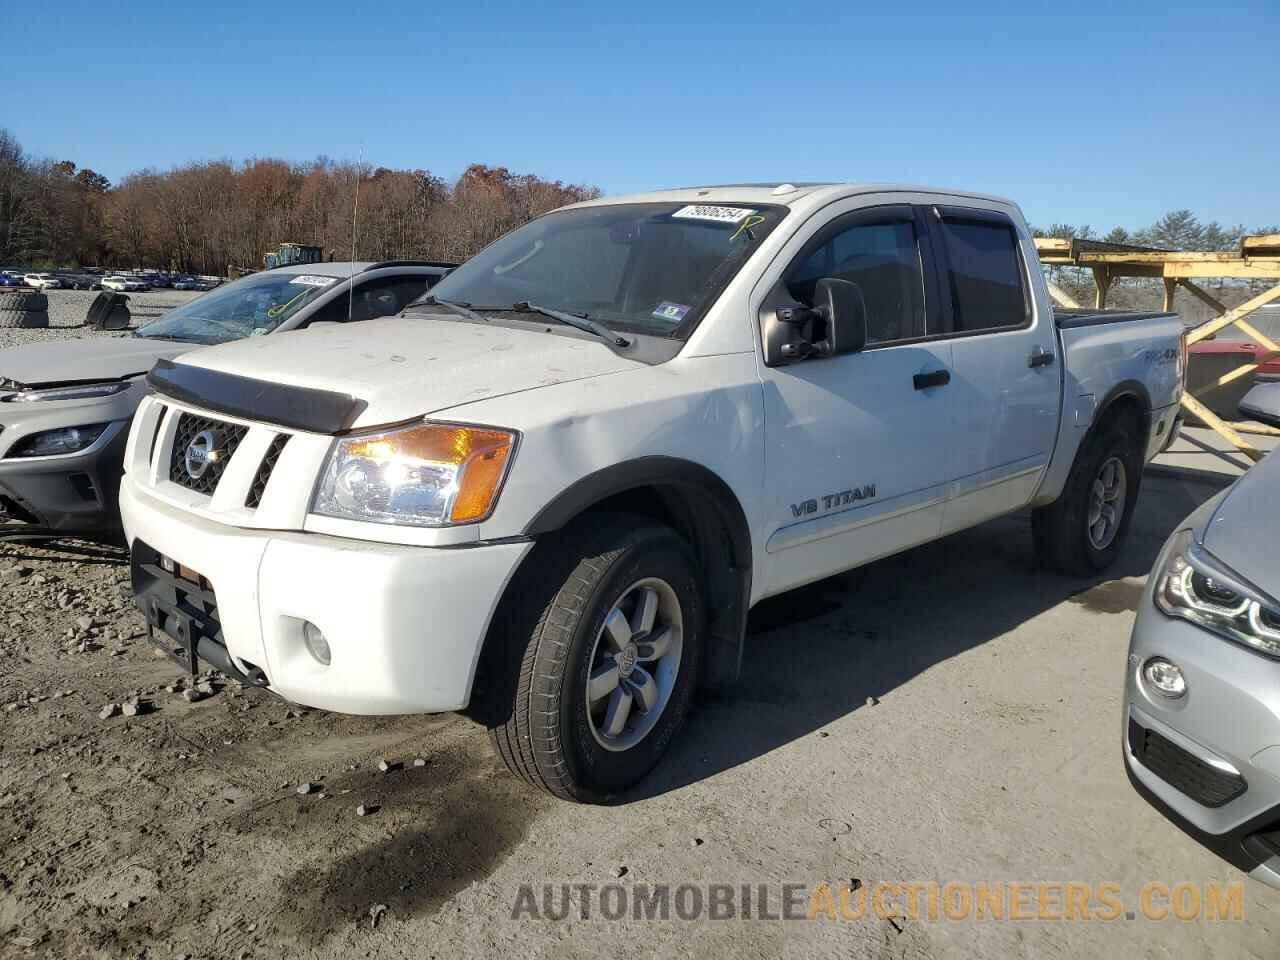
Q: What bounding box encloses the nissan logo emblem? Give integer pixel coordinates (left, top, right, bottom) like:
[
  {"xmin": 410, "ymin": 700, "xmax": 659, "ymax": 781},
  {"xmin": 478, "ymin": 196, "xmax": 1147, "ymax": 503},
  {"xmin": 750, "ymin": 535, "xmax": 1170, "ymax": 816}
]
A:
[{"xmin": 184, "ymin": 429, "xmax": 223, "ymax": 480}]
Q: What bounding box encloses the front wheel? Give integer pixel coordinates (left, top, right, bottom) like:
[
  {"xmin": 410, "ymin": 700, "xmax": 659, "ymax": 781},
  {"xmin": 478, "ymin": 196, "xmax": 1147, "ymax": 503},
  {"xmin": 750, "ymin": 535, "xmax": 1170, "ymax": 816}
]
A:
[
  {"xmin": 485, "ymin": 516, "xmax": 703, "ymax": 802},
  {"xmin": 1033, "ymin": 422, "xmax": 1142, "ymax": 575}
]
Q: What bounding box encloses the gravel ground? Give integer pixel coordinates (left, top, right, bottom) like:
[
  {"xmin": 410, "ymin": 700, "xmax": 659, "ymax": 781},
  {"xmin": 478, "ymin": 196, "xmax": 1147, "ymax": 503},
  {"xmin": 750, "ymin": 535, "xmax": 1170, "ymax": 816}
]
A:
[
  {"xmin": 0, "ymin": 289, "xmax": 202, "ymax": 349},
  {"xmin": 0, "ymin": 321, "xmax": 1277, "ymax": 958}
]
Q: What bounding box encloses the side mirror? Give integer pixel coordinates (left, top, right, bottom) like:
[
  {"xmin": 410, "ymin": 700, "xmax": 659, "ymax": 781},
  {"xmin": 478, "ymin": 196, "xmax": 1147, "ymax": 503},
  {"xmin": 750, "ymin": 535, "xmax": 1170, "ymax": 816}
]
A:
[
  {"xmin": 1240, "ymin": 382, "xmax": 1280, "ymax": 429},
  {"xmin": 763, "ymin": 277, "xmax": 867, "ymax": 366}
]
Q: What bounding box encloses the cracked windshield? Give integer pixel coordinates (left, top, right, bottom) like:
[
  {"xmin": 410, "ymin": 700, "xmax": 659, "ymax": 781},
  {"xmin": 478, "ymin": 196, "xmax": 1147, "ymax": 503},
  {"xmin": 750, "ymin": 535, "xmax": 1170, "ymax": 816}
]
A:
[{"xmin": 135, "ymin": 272, "xmax": 340, "ymax": 344}]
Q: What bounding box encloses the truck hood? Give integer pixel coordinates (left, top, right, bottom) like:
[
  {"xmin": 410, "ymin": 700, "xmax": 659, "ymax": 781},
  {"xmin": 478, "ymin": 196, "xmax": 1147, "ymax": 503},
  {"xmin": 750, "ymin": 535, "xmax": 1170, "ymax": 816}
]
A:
[
  {"xmin": 173, "ymin": 316, "xmax": 646, "ymax": 427},
  {"xmin": 1201, "ymin": 450, "xmax": 1280, "ymax": 596},
  {"xmin": 0, "ymin": 336, "xmax": 188, "ymax": 387}
]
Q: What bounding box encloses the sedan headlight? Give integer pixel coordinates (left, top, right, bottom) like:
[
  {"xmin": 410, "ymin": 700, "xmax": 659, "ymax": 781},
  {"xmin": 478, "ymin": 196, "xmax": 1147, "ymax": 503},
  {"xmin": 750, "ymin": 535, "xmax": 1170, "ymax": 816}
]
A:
[
  {"xmin": 7, "ymin": 423, "xmax": 110, "ymax": 458},
  {"xmin": 4, "ymin": 382, "xmax": 131, "ymax": 403},
  {"xmin": 312, "ymin": 422, "xmax": 517, "ymax": 527},
  {"xmin": 1155, "ymin": 529, "xmax": 1280, "ymax": 658}
]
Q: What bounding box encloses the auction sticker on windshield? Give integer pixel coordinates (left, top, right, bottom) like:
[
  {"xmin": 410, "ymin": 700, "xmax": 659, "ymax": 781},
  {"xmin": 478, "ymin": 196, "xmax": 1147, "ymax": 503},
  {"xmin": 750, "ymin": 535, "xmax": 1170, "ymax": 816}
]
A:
[
  {"xmin": 652, "ymin": 301, "xmax": 691, "ymax": 322},
  {"xmin": 671, "ymin": 205, "xmax": 757, "ymax": 223},
  {"xmin": 289, "ymin": 275, "xmax": 339, "ymax": 287}
]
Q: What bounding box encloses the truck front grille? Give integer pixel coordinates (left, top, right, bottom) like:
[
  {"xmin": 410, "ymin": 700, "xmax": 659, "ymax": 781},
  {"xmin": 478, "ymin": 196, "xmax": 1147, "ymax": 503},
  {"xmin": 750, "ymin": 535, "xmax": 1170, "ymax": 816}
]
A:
[
  {"xmin": 168, "ymin": 413, "xmax": 249, "ymax": 496},
  {"xmin": 1129, "ymin": 718, "xmax": 1247, "ymax": 808}
]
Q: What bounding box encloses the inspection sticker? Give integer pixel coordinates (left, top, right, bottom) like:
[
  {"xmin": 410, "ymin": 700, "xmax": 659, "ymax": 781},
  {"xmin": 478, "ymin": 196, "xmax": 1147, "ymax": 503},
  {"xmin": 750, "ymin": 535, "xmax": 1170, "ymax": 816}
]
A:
[
  {"xmin": 652, "ymin": 301, "xmax": 691, "ymax": 323},
  {"xmin": 671, "ymin": 205, "xmax": 757, "ymax": 224},
  {"xmin": 289, "ymin": 275, "xmax": 339, "ymax": 287}
]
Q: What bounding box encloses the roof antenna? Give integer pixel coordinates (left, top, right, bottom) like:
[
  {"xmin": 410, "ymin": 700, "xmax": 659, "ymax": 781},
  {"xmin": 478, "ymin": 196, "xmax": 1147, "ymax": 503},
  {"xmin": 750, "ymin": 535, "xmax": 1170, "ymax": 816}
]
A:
[{"xmin": 347, "ymin": 147, "xmax": 363, "ymax": 323}]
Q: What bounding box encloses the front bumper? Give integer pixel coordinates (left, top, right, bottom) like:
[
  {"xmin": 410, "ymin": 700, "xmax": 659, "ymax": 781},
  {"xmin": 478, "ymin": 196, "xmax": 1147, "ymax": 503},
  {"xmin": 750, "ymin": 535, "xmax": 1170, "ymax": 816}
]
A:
[
  {"xmin": 119, "ymin": 475, "xmax": 532, "ymax": 714},
  {"xmin": 0, "ymin": 420, "xmax": 130, "ymax": 537},
  {"xmin": 1123, "ymin": 549, "xmax": 1280, "ymax": 887}
]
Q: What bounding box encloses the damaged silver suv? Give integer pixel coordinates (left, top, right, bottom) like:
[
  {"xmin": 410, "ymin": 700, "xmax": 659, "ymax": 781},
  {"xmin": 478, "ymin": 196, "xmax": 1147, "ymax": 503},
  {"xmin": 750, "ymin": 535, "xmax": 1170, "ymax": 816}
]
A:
[{"xmin": 0, "ymin": 260, "xmax": 450, "ymax": 539}]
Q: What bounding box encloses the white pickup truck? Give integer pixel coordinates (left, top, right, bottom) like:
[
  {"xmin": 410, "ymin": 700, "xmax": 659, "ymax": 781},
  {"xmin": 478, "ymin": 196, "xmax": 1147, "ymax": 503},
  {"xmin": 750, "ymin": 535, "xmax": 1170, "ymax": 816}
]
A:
[{"xmin": 119, "ymin": 183, "xmax": 1185, "ymax": 801}]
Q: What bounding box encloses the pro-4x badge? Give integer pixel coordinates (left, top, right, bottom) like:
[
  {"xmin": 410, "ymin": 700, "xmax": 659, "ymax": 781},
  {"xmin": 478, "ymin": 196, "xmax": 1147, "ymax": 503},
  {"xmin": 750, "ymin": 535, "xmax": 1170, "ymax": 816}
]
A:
[{"xmin": 790, "ymin": 484, "xmax": 877, "ymax": 519}]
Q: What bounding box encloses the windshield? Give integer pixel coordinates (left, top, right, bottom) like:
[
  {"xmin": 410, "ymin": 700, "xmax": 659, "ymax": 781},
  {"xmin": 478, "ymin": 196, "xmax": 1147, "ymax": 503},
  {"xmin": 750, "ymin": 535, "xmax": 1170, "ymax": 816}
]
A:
[
  {"xmin": 135, "ymin": 271, "xmax": 342, "ymax": 344},
  {"xmin": 417, "ymin": 202, "xmax": 785, "ymax": 338}
]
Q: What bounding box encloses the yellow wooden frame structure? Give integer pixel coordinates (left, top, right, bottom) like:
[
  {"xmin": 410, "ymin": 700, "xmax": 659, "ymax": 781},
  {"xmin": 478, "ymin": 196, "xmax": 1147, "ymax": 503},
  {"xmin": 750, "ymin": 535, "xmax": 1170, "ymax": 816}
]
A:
[{"xmin": 1036, "ymin": 234, "xmax": 1280, "ymax": 462}]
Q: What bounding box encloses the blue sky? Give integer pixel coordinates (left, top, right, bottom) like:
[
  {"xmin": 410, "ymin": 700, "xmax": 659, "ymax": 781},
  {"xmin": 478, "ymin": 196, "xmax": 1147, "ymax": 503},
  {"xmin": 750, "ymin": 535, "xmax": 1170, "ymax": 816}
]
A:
[{"xmin": 5, "ymin": 0, "xmax": 1277, "ymax": 231}]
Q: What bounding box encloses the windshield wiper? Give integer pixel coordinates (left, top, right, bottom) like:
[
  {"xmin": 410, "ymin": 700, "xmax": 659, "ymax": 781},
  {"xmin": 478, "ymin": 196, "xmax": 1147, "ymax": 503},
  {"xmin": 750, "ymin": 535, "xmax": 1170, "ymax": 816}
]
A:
[
  {"xmin": 412, "ymin": 295, "xmax": 491, "ymax": 326},
  {"xmin": 510, "ymin": 301, "xmax": 631, "ymax": 348}
]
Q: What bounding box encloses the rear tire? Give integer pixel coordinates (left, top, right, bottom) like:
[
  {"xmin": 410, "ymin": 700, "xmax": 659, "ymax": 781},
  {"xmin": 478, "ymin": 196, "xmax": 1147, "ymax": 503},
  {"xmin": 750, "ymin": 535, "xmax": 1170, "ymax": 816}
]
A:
[
  {"xmin": 484, "ymin": 515, "xmax": 704, "ymax": 802},
  {"xmin": 1033, "ymin": 422, "xmax": 1142, "ymax": 575}
]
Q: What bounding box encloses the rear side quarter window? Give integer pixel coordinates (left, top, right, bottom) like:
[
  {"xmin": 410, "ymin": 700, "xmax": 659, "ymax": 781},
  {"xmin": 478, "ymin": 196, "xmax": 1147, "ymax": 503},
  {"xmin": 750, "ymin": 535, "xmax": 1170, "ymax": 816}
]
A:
[{"xmin": 934, "ymin": 211, "xmax": 1031, "ymax": 333}]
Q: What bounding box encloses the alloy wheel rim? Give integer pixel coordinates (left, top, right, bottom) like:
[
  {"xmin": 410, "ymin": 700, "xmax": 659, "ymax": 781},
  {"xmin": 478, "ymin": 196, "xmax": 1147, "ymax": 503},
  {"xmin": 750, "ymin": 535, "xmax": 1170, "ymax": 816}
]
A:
[
  {"xmin": 585, "ymin": 577, "xmax": 683, "ymax": 752},
  {"xmin": 1087, "ymin": 456, "xmax": 1127, "ymax": 550}
]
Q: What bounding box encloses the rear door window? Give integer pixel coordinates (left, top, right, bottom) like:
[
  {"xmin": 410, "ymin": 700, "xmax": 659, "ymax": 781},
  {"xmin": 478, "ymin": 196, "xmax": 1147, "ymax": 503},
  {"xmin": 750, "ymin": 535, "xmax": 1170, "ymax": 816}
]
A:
[{"xmin": 934, "ymin": 215, "xmax": 1030, "ymax": 333}]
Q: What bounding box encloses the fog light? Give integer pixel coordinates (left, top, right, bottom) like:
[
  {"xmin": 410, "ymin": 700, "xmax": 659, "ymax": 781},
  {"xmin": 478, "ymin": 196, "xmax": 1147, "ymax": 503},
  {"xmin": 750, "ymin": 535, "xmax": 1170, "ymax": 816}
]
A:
[
  {"xmin": 302, "ymin": 621, "xmax": 331, "ymax": 666},
  {"xmin": 1143, "ymin": 657, "xmax": 1186, "ymax": 698}
]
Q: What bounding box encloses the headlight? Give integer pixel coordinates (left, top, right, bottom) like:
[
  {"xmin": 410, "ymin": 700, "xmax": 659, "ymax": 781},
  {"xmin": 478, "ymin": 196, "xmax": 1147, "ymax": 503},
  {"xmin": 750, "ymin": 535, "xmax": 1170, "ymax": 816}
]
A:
[
  {"xmin": 1155, "ymin": 529, "xmax": 1280, "ymax": 658},
  {"xmin": 4, "ymin": 382, "xmax": 131, "ymax": 403},
  {"xmin": 312, "ymin": 422, "xmax": 517, "ymax": 527},
  {"xmin": 7, "ymin": 423, "xmax": 110, "ymax": 458}
]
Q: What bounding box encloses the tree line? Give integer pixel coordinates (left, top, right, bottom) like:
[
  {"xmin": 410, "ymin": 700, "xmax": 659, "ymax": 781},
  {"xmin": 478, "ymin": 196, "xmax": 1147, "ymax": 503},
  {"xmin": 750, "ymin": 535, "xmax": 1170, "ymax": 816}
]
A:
[
  {"xmin": 1, "ymin": 126, "xmax": 1275, "ymax": 288},
  {"xmin": 0, "ymin": 129, "xmax": 598, "ymax": 274}
]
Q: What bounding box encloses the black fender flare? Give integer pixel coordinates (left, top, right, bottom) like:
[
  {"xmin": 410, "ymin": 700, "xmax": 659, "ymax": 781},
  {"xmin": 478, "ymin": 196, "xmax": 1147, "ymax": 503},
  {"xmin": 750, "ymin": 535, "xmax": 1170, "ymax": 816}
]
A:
[
  {"xmin": 523, "ymin": 456, "xmax": 753, "ymax": 688},
  {"xmin": 1090, "ymin": 379, "xmax": 1153, "ymax": 450},
  {"xmin": 523, "ymin": 456, "xmax": 752, "ymax": 568}
]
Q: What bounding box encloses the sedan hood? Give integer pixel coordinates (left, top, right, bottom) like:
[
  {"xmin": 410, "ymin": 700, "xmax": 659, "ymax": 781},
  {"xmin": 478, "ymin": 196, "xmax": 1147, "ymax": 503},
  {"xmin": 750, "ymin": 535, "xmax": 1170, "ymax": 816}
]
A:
[
  {"xmin": 173, "ymin": 316, "xmax": 646, "ymax": 428},
  {"xmin": 1201, "ymin": 450, "xmax": 1280, "ymax": 594},
  {"xmin": 0, "ymin": 337, "xmax": 188, "ymax": 387}
]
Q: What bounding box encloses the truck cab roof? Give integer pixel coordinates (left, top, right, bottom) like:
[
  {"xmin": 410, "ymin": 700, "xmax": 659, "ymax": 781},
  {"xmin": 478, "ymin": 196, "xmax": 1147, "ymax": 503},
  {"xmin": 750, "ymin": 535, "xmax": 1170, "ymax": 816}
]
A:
[{"xmin": 568, "ymin": 182, "xmax": 1019, "ymax": 214}]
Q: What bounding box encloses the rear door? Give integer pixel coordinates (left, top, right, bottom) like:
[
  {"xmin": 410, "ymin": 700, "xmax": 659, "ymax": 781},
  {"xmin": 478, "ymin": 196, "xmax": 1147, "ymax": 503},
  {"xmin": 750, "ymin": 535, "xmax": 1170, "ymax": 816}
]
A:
[
  {"xmin": 756, "ymin": 203, "xmax": 956, "ymax": 597},
  {"xmin": 928, "ymin": 205, "xmax": 1061, "ymax": 535}
]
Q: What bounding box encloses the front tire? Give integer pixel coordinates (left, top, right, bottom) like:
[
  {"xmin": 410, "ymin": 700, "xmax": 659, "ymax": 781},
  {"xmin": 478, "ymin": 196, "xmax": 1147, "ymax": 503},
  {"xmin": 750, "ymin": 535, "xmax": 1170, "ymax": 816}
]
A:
[
  {"xmin": 1033, "ymin": 422, "xmax": 1142, "ymax": 575},
  {"xmin": 485, "ymin": 516, "xmax": 704, "ymax": 802}
]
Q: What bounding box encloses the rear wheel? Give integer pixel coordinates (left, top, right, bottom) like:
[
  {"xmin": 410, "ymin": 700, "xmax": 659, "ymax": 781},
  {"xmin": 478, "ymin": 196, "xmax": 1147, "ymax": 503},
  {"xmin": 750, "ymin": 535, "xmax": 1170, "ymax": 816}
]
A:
[
  {"xmin": 1033, "ymin": 422, "xmax": 1142, "ymax": 575},
  {"xmin": 485, "ymin": 516, "xmax": 703, "ymax": 802}
]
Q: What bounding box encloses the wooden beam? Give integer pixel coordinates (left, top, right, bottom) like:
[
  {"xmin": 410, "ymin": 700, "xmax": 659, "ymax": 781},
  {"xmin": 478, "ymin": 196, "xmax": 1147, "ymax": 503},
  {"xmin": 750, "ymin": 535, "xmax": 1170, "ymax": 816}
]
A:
[
  {"xmin": 1091, "ymin": 266, "xmax": 1111, "ymax": 309},
  {"xmin": 1163, "ymin": 278, "xmax": 1179, "ymax": 312},
  {"xmin": 1164, "ymin": 261, "xmax": 1280, "ymax": 280},
  {"xmin": 1185, "ymin": 284, "xmax": 1280, "ymax": 345},
  {"xmin": 1236, "ymin": 420, "xmax": 1280, "ymax": 437},
  {"xmin": 1243, "ymin": 234, "xmax": 1280, "ymax": 255},
  {"xmin": 1045, "ymin": 281, "xmax": 1080, "ymax": 309},
  {"xmin": 1178, "ymin": 279, "xmax": 1228, "ymax": 314},
  {"xmin": 1178, "ymin": 280, "xmax": 1280, "ymax": 353},
  {"xmin": 1179, "ymin": 393, "xmax": 1265, "ymax": 462},
  {"xmin": 1199, "ymin": 355, "xmax": 1280, "ymax": 391}
]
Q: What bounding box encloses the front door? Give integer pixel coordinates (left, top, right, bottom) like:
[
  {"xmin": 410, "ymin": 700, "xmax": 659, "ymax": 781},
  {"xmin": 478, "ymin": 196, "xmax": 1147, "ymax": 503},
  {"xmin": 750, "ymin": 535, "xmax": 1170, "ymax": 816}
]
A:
[{"xmin": 758, "ymin": 205, "xmax": 956, "ymax": 598}]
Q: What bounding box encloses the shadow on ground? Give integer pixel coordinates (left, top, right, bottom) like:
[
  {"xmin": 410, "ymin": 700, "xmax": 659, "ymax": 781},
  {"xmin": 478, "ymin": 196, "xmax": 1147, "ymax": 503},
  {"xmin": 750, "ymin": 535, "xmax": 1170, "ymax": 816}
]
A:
[
  {"xmin": 234, "ymin": 742, "xmax": 547, "ymax": 944},
  {"xmin": 628, "ymin": 467, "xmax": 1231, "ymax": 800}
]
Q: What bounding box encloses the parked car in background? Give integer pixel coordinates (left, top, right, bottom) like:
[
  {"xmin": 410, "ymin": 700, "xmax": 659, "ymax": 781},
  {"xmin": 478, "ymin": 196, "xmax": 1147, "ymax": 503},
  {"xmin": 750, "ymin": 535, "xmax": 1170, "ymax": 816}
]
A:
[
  {"xmin": 0, "ymin": 273, "xmax": 21, "ymax": 287},
  {"xmin": 117, "ymin": 182, "xmax": 1185, "ymax": 801},
  {"xmin": 172, "ymin": 277, "xmax": 200, "ymax": 290},
  {"xmin": 102, "ymin": 276, "xmax": 146, "ymax": 292},
  {"xmin": 24, "ymin": 273, "xmax": 60, "ymax": 290},
  {"xmin": 0, "ymin": 260, "xmax": 452, "ymax": 540},
  {"xmin": 1125, "ymin": 382, "xmax": 1280, "ymax": 888}
]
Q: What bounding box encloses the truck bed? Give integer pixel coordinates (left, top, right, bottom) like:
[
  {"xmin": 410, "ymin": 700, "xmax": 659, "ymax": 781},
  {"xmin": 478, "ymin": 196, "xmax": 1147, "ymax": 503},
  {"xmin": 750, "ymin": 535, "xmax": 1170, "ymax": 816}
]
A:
[{"xmin": 1054, "ymin": 308, "xmax": 1178, "ymax": 330}]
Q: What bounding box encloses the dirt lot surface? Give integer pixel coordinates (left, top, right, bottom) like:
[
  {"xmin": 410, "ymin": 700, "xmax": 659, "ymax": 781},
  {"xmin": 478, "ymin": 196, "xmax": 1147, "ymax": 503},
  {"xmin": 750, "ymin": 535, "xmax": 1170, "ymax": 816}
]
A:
[{"xmin": 2, "ymin": 460, "xmax": 1278, "ymax": 959}]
